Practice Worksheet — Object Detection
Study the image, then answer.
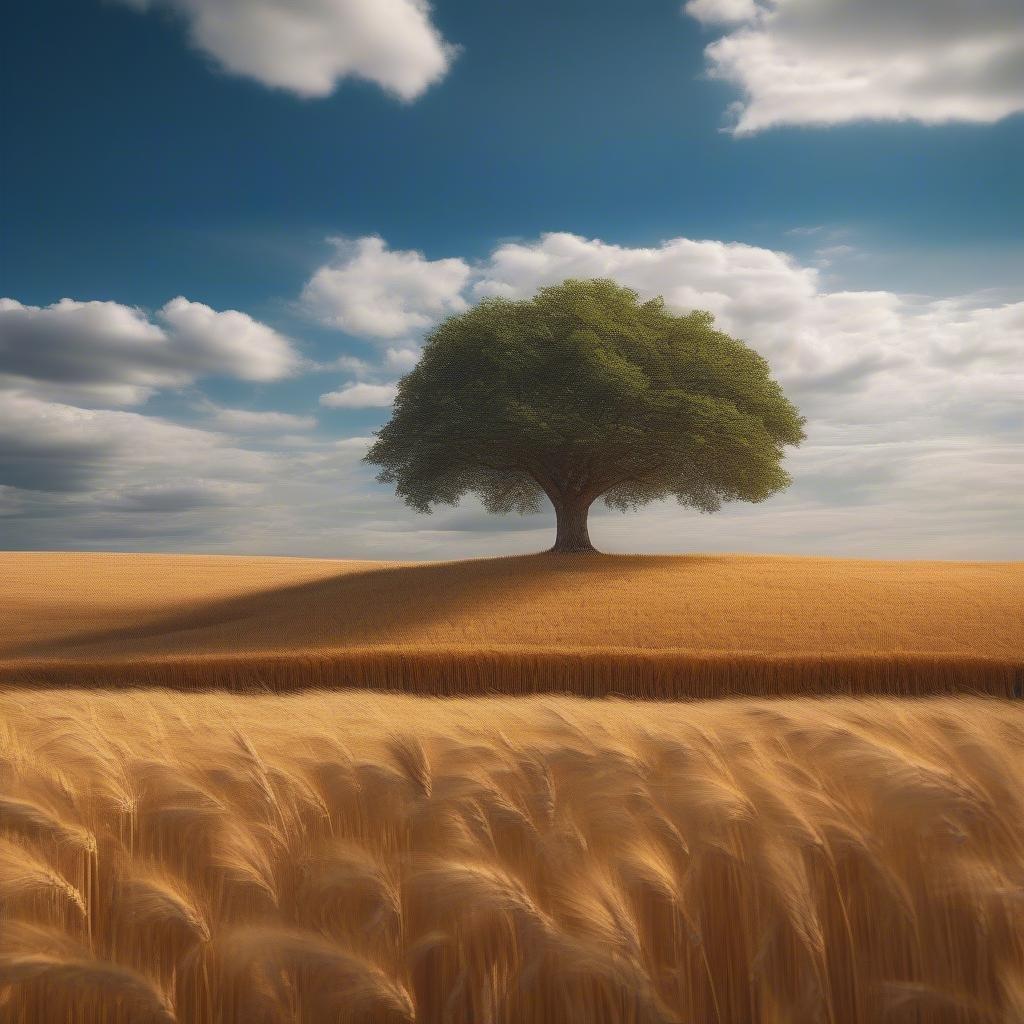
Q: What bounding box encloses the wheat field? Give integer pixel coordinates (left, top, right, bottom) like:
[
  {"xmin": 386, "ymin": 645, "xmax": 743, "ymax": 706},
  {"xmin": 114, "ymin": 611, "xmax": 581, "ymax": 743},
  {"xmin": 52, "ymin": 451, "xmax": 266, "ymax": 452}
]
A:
[
  {"xmin": 1, "ymin": 552, "xmax": 1021, "ymax": 694},
  {"xmin": 0, "ymin": 690, "xmax": 1022, "ymax": 1023}
]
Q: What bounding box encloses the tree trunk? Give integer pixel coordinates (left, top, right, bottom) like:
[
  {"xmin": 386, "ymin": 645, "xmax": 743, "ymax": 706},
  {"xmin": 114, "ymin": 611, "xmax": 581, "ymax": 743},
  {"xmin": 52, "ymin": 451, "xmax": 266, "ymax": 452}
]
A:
[{"xmin": 549, "ymin": 496, "xmax": 597, "ymax": 553}]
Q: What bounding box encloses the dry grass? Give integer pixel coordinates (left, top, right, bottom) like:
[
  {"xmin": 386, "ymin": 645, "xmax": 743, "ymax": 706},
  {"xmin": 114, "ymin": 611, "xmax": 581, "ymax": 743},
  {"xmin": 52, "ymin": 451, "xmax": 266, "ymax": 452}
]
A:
[
  {"xmin": 0, "ymin": 552, "xmax": 1021, "ymax": 695},
  {"xmin": 0, "ymin": 690, "xmax": 1021, "ymax": 1023}
]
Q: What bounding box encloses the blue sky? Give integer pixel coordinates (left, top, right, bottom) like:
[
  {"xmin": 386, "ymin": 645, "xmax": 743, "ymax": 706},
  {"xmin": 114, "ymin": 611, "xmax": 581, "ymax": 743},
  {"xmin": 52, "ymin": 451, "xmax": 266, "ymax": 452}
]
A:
[{"xmin": 1, "ymin": 0, "xmax": 1022, "ymax": 559}]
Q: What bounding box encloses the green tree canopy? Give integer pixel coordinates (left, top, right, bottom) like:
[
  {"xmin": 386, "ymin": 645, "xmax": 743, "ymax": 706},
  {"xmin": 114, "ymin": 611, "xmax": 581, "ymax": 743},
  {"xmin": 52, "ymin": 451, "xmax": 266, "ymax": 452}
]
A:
[{"xmin": 366, "ymin": 278, "xmax": 806, "ymax": 552}]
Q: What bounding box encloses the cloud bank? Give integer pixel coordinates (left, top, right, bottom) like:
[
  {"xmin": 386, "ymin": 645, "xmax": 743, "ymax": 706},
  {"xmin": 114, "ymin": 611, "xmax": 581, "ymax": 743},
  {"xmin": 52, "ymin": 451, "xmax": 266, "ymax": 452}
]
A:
[
  {"xmin": 115, "ymin": 0, "xmax": 456, "ymax": 100},
  {"xmin": 293, "ymin": 230, "xmax": 1023, "ymax": 558},
  {"xmin": 3, "ymin": 233, "xmax": 1021, "ymax": 558},
  {"xmin": 683, "ymin": 0, "xmax": 1024, "ymax": 133}
]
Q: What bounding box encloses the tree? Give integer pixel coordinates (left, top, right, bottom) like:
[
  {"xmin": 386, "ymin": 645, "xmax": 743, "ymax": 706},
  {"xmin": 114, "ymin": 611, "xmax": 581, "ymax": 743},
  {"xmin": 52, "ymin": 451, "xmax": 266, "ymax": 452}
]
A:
[{"xmin": 365, "ymin": 278, "xmax": 806, "ymax": 553}]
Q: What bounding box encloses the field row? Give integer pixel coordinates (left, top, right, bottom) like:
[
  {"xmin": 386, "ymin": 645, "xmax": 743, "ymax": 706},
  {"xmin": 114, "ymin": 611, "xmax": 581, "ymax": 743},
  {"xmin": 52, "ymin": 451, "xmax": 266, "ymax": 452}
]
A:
[{"xmin": 2, "ymin": 649, "xmax": 1020, "ymax": 697}]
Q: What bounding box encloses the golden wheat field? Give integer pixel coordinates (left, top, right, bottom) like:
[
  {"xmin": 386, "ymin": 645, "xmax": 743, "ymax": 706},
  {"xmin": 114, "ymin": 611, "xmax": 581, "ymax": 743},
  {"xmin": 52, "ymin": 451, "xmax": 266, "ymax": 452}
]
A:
[
  {"xmin": 0, "ymin": 690, "xmax": 1021, "ymax": 1024},
  {"xmin": 1, "ymin": 552, "xmax": 1021, "ymax": 694},
  {"xmin": 1, "ymin": 551, "xmax": 1022, "ymax": 1022}
]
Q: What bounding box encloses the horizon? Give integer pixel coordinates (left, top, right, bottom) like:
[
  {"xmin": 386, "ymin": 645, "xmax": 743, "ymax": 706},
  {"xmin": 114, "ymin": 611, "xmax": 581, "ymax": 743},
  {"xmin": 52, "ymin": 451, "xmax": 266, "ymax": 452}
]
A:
[
  {"xmin": 2, "ymin": 0, "xmax": 1022, "ymax": 561},
  {"xmin": 5, "ymin": 549, "xmax": 1022, "ymax": 566}
]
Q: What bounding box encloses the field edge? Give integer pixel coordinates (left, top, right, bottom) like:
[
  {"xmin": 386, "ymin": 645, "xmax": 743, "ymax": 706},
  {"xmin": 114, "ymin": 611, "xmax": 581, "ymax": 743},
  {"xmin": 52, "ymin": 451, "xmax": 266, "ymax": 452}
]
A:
[{"xmin": 2, "ymin": 648, "xmax": 1019, "ymax": 697}]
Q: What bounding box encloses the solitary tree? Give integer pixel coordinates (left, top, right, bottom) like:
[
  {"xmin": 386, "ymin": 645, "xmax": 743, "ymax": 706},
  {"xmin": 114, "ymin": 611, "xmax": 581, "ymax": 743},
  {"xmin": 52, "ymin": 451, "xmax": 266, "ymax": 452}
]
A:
[{"xmin": 365, "ymin": 278, "xmax": 805, "ymax": 553}]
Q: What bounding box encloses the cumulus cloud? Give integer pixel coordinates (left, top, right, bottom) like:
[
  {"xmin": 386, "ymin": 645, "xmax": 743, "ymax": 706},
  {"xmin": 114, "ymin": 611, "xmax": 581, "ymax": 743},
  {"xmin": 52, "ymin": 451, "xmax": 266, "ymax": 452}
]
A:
[
  {"xmin": 683, "ymin": 0, "xmax": 1024, "ymax": 133},
  {"xmin": 0, "ymin": 296, "xmax": 299, "ymax": 406},
  {"xmin": 115, "ymin": 0, "xmax": 456, "ymax": 100},
  {"xmin": 301, "ymin": 237, "xmax": 470, "ymax": 339},
  {"xmin": 319, "ymin": 381, "xmax": 399, "ymax": 408},
  {"xmin": 157, "ymin": 298, "xmax": 299, "ymax": 381}
]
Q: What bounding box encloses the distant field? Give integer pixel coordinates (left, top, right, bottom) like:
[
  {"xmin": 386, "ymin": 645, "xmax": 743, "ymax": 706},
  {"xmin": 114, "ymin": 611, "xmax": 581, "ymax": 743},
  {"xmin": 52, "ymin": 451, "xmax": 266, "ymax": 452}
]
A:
[
  {"xmin": 0, "ymin": 691, "xmax": 1020, "ymax": 1024},
  {"xmin": 0, "ymin": 551, "xmax": 1020, "ymax": 694}
]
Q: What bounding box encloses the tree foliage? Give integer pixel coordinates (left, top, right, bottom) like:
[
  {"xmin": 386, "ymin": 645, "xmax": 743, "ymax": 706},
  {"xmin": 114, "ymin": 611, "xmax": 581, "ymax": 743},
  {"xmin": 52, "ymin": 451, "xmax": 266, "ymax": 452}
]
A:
[{"xmin": 366, "ymin": 278, "xmax": 805, "ymax": 550}]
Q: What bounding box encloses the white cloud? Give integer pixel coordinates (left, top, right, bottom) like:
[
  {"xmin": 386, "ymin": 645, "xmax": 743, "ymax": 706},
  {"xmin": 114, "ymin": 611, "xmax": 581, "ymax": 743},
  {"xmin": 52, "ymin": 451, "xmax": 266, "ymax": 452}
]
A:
[
  {"xmin": 315, "ymin": 347, "xmax": 419, "ymax": 376},
  {"xmin": 301, "ymin": 237, "xmax": 471, "ymax": 339},
  {"xmin": 684, "ymin": 0, "xmax": 1024, "ymax": 133},
  {"xmin": 333, "ymin": 436, "xmax": 376, "ymax": 452},
  {"xmin": 0, "ymin": 296, "xmax": 300, "ymax": 406},
  {"xmin": 684, "ymin": 0, "xmax": 760, "ymax": 25},
  {"xmin": 319, "ymin": 381, "xmax": 399, "ymax": 408},
  {"xmin": 0, "ymin": 297, "xmax": 174, "ymax": 406},
  {"xmin": 204, "ymin": 405, "xmax": 317, "ymax": 432},
  {"xmin": 384, "ymin": 346, "xmax": 422, "ymax": 372},
  {"xmin": 115, "ymin": 0, "xmax": 456, "ymax": 100},
  {"xmin": 157, "ymin": 298, "xmax": 299, "ymax": 382}
]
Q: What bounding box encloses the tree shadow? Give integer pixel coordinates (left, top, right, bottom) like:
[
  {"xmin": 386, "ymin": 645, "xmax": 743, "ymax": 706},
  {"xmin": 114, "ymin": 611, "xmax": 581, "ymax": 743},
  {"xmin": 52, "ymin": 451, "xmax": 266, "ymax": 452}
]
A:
[{"xmin": 5, "ymin": 553, "xmax": 718, "ymax": 662}]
